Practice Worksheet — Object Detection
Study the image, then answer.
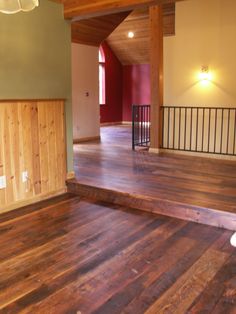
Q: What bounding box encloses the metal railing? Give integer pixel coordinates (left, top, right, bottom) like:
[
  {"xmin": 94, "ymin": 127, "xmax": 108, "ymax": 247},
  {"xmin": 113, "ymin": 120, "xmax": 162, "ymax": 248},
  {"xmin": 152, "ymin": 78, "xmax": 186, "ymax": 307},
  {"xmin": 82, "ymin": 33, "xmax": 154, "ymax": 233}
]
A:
[
  {"xmin": 132, "ymin": 105, "xmax": 150, "ymax": 150},
  {"xmin": 161, "ymin": 106, "xmax": 236, "ymax": 155}
]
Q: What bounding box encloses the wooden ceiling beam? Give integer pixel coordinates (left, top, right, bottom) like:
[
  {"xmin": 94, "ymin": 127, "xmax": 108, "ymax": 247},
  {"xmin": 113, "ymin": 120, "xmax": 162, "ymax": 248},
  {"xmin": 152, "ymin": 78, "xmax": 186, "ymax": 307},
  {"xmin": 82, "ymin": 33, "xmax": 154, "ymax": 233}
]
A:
[{"xmin": 63, "ymin": 0, "xmax": 186, "ymax": 20}]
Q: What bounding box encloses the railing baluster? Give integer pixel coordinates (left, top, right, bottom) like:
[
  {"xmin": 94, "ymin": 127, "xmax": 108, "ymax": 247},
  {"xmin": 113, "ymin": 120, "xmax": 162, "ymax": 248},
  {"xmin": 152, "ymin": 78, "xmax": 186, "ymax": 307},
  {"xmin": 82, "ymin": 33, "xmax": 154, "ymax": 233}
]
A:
[
  {"xmin": 179, "ymin": 108, "xmax": 181, "ymax": 150},
  {"xmin": 146, "ymin": 106, "xmax": 148, "ymax": 144},
  {"xmin": 141, "ymin": 106, "xmax": 142, "ymax": 144},
  {"xmin": 196, "ymin": 108, "xmax": 199, "ymax": 151},
  {"xmin": 148, "ymin": 106, "xmax": 150, "ymax": 144},
  {"xmin": 167, "ymin": 107, "xmax": 170, "ymax": 149},
  {"xmin": 137, "ymin": 106, "xmax": 139, "ymax": 145},
  {"xmin": 220, "ymin": 109, "xmax": 224, "ymax": 154},
  {"xmin": 145, "ymin": 106, "xmax": 147, "ymax": 144},
  {"xmin": 139, "ymin": 106, "xmax": 141, "ymax": 144},
  {"xmin": 208, "ymin": 108, "xmax": 211, "ymax": 153},
  {"xmin": 214, "ymin": 109, "xmax": 217, "ymax": 153},
  {"xmin": 173, "ymin": 107, "xmax": 176, "ymax": 149},
  {"xmin": 147, "ymin": 106, "xmax": 149, "ymax": 144},
  {"xmin": 190, "ymin": 108, "xmax": 193, "ymax": 151},
  {"xmin": 184, "ymin": 107, "xmax": 187, "ymax": 150},
  {"xmin": 143, "ymin": 106, "xmax": 145, "ymax": 145},
  {"xmin": 226, "ymin": 109, "xmax": 230, "ymax": 154},
  {"xmin": 161, "ymin": 107, "xmax": 165, "ymax": 148},
  {"xmin": 142, "ymin": 107, "xmax": 144, "ymax": 144},
  {"xmin": 132, "ymin": 106, "xmax": 135, "ymax": 150},
  {"xmin": 234, "ymin": 110, "xmax": 236, "ymax": 155},
  {"xmin": 202, "ymin": 108, "xmax": 205, "ymax": 152}
]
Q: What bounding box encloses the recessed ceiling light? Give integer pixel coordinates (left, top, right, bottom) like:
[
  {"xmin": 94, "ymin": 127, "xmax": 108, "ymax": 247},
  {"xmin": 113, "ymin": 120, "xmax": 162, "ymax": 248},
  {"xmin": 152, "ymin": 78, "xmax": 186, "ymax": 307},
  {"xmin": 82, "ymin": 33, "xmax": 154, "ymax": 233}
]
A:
[
  {"xmin": 230, "ymin": 232, "xmax": 236, "ymax": 247},
  {"xmin": 128, "ymin": 31, "xmax": 134, "ymax": 38}
]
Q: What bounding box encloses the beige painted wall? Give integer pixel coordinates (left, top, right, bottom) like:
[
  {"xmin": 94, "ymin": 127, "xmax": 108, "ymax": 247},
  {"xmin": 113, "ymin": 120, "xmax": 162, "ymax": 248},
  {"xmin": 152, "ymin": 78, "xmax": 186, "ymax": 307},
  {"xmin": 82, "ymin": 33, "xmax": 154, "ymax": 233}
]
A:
[
  {"xmin": 0, "ymin": 0, "xmax": 73, "ymax": 172},
  {"xmin": 164, "ymin": 0, "xmax": 236, "ymax": 107},
  {"xmin": 72, "ymin": 43, "xmax": 100, "ymax": 141},
  {"xmin": 162, "ymin": 0, "xmax": 236, "ymax": 158}
]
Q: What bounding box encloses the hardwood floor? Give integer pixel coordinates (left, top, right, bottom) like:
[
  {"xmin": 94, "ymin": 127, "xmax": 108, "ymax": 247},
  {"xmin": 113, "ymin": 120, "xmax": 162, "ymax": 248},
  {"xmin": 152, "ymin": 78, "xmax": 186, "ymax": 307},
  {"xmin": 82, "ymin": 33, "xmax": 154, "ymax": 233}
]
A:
[
  {"xmin": 0, "ymin": 195, "xmax": 235, "ymax": 313},
  {"xmin": 69, "ymin": 125, "xmax": 236, "ymax": 230}
]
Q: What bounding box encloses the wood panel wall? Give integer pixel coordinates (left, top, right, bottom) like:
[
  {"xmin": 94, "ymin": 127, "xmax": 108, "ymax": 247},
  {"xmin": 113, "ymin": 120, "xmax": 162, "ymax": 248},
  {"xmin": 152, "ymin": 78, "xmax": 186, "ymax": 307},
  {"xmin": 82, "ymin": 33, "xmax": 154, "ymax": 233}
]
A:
[{"xmin": 0, "ymin": 100, "xmax": 67, "ymax": 211}]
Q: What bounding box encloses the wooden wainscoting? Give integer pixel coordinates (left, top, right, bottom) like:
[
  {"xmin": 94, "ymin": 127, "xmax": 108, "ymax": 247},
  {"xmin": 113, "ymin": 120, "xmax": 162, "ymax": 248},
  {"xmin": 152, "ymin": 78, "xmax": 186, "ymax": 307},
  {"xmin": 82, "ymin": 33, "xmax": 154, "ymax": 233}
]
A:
[{"xmin": 0, "ymin": 100, "xmax": 67, "ymax": 211}]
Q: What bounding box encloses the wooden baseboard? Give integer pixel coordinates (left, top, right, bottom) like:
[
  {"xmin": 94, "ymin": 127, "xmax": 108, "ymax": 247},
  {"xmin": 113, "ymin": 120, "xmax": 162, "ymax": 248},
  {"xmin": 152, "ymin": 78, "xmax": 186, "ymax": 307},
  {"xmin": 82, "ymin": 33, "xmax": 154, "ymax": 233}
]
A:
[
  {"xmin": 159, "ymin": 149, "xmax": 236, "ymax": 161},
  {"xmin": 149, "ymin": 148, "xmax": 160, "ymax": 154},
  {"xmin": 100, "ymin": 121, "xmax": 132, "ymax": 126},
  {"xmin": 73, "ymin": 136, "xmax": 100, "ymax": 144},
  {"xmin": 1, "ymin": 187, "xmax": 67, "ymax": 214},
  {"xmin": 100, "ymin": 122, "xmax": 122, "ymax": 126},
  {"xmin": 67, "ymin": 171, "xmax": 76, "ymax": 180}
]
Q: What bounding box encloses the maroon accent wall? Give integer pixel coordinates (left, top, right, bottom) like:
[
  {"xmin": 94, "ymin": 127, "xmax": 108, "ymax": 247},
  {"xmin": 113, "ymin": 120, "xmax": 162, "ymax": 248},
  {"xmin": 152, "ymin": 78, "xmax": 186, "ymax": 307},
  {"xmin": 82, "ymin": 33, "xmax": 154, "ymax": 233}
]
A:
[
  {"xmin": 100, "ymin": 42, "xmax": 123, "ymax": 123},
  {"xmin": 122, "ymin": 64, "xmax": 150, "ymax": 122}
]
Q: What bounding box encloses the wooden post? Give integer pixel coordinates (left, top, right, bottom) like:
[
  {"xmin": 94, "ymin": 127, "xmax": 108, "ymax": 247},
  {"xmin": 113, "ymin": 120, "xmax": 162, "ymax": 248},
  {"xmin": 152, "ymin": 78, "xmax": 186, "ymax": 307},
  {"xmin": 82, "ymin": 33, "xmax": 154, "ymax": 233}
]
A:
[{"xmin": 149, "ymin": 5, "xmax": 163, "ymax": 152}]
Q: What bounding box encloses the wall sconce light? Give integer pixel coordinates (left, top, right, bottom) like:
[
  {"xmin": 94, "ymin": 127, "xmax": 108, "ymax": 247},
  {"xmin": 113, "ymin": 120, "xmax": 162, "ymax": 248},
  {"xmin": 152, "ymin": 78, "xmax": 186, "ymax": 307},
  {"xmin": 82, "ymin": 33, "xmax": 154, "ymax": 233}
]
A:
[
  {"xmin": 0, "ymin": 0, "xmax": 39, "ymax": 14},
  {"xmin": 199, "ymin": 66, "xmax": 212, "ymax": 82},
  {"xmin": 128, "ymin": 31, "xmax": 134, "ymax": 39}
]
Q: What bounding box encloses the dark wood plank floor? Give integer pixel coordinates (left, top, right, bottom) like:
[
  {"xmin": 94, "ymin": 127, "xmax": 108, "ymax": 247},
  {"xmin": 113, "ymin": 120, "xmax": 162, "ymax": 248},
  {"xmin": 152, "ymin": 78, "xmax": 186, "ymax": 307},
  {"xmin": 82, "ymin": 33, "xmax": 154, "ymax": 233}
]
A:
[
  {"xmin": 70, "ymin": 125, "xmax": 236, "ymax": 230},
  {"xmin": 0, "ymin": 195, "xmax": 235, "ymax": 313}
]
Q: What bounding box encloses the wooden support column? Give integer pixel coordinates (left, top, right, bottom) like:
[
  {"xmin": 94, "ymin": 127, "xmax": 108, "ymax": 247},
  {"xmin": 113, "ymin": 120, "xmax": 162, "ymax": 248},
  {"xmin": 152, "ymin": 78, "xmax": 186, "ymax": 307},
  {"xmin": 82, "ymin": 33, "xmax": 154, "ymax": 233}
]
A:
[{"xmin": 149, "ymin": 4, "xmax": 163, "ymax": 152}]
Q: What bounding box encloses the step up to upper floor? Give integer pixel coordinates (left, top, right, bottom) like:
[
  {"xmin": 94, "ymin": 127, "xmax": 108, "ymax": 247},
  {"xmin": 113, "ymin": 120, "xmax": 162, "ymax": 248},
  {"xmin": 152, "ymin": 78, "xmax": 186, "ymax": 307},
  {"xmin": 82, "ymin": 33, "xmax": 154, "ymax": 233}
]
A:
[{"xmin": 67, "ymin": 180, "xmax": 236, "ymax": 231}]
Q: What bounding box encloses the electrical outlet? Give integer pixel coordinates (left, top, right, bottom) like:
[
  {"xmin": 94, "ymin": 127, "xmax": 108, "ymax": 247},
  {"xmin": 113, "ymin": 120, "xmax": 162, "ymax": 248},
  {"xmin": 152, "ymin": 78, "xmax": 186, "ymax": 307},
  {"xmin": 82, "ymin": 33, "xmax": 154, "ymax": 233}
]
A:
[
  {"xmin": 22, "ymin": 171, "xmax": 28, "ymax": 183},
  {"xmin": 0, "ymin": 176, "xmax": 6, "ymax": 189}
]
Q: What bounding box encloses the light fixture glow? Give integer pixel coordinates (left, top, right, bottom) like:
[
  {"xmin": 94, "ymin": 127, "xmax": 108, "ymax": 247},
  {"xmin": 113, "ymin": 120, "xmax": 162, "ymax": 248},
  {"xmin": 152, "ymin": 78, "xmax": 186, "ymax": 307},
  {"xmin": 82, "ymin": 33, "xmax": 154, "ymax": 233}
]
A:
[
  {"xmin": 128, "ymin": 31, "xmax": 134, "ymax": 39},
  {"xmin": 0, "ymin": 0, "xmax": 39, "ymax": 14},
  {"xmin": 199, "ymin": 66, "xmax": 212, "ymax": 82},
  {"xmin": 230, "ymin": 232, "xmax": 236, "ymax": 247}
]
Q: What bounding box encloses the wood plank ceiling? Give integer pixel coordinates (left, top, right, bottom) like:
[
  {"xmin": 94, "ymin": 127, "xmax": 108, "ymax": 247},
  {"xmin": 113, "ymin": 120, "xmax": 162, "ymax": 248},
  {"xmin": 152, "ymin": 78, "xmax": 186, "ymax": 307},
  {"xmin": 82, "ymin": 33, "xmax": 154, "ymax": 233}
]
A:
[
  {"xmin": 106, "ymin": 4, "xmax": 175, "ymax": 65},
  {"xmin": 72, "ymin": 12, "xmax": 131, "ymax": 46},
  {"xmin": 61, "ymin": 0, "xmax": 183, "ymax": 19},
  {"xmin": 53, "ymin": 0, "xmax": 176, "ymax": 64},
  {"xmin": 71, "ymin": 3, "xmax": 175, "ymax": 64}
]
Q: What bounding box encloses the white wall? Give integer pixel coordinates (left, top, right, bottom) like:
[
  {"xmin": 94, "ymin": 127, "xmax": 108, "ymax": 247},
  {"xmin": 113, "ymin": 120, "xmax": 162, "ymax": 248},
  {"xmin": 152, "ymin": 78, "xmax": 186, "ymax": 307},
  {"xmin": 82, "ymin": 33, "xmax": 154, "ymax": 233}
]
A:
[
  {"xmin": 162, "ymin": 0, "xmax": 236, "ymax": 157},
  {"xmin": 164, "ymin": 0, "xmax": 236, "ymax": 107},
  {"xmin": 72, "ymin": 43, "xmax": 100, "ymax": 141}
]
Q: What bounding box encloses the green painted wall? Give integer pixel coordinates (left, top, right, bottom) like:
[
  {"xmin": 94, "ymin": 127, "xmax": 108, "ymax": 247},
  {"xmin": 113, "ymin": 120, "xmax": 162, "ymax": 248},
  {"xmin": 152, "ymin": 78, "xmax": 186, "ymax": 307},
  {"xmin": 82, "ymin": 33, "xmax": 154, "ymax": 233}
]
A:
[{"xmin": 0, "ymin": 0, "xmax": 73, "ymax": 172}]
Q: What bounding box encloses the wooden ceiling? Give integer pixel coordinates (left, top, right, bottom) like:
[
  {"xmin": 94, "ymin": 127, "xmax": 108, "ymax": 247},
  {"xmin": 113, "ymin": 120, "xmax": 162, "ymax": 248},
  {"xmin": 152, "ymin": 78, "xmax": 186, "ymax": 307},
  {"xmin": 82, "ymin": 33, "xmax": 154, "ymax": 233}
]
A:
[
  {"xmin": 52, "ymin": 0, "xmax": 185, "ymax": 20},
  {"xmin": 106, "ymin": 4, "xmax": 175, "ymax": 65},
  {"xmin": 52, "ymin": 0, "xmax": 178, "ymax": 64},
  {"xmin": 61, "ymin": 0, "xmax": 183, "ymax": 20},
  {"xmin": 72, "ymin": 12, "xmax": 130, "ymax": 46}
]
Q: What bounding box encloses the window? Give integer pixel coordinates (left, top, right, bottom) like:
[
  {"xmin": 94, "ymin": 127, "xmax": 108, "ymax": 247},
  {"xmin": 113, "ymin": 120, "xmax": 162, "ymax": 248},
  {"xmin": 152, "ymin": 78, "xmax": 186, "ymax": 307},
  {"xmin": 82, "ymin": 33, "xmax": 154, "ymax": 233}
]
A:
[{"xmin": 99, "ymin": 47, "xmax": 105, "ymax": 105}]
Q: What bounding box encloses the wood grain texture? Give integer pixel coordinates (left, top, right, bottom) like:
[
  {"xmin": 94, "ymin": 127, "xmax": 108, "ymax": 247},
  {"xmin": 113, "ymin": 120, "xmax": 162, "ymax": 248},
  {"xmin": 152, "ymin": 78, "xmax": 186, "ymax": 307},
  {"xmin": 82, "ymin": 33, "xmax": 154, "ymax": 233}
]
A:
[
  {"xmin": 0, "ymin": 194, "xmax": 234, "ymax": 313},
  {"xmin": 0, "ymin": 100, "xmax": 66, "ymax": 211},
  {"xmin": 67, "ymin": 181, "xmax": 236, "ymax": 231},
  {"xmin": 107, "ymin": 4, "xmax": 175, "ymax": 65},
  {"xmin": 68, "ymin": 125, "xmax": 236, "ymax": 230},
  {"xmin": 150, "ymin": 5, "xmax": 163, "ymax": 149},
  {"xmin": 61, "ymin": 0, "xmax": 183, "ymax": 20},
  {"xmin": 72, "ymin": 11, "xmax": 131, "ymax": 46}
]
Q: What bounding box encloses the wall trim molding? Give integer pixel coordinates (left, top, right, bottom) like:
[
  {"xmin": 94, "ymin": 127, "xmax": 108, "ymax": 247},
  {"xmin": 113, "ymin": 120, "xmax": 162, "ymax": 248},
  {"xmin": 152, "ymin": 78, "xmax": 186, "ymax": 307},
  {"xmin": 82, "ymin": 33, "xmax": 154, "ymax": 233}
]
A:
[
  {"xmin": 67, "ymin": 171, "xmax": 76, "ymax": 180},
  {"xmin": 100, "ymin": 121, "xmax": 132, "ymax": 126},
  {"xmin": 100, "ymin": 122, "xmax": 122, "ymax": 126},
  {"xmin": 122, "ymin": 121, "xmax": 132, "ymax": 125},
  {"xmin": 73, "ymin": 136, "xmax": 101, "ymax": 143},
  {"xmin": 1, "ymin": 187, "xmax": 67, "ymax": 214},
  {"xmin": 149, "ymin": 148, "xmax": 160, "ymax": 154},
  {"xmin": 159, "ymin": 148, "xmax": 236, "ymax": 161}
]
